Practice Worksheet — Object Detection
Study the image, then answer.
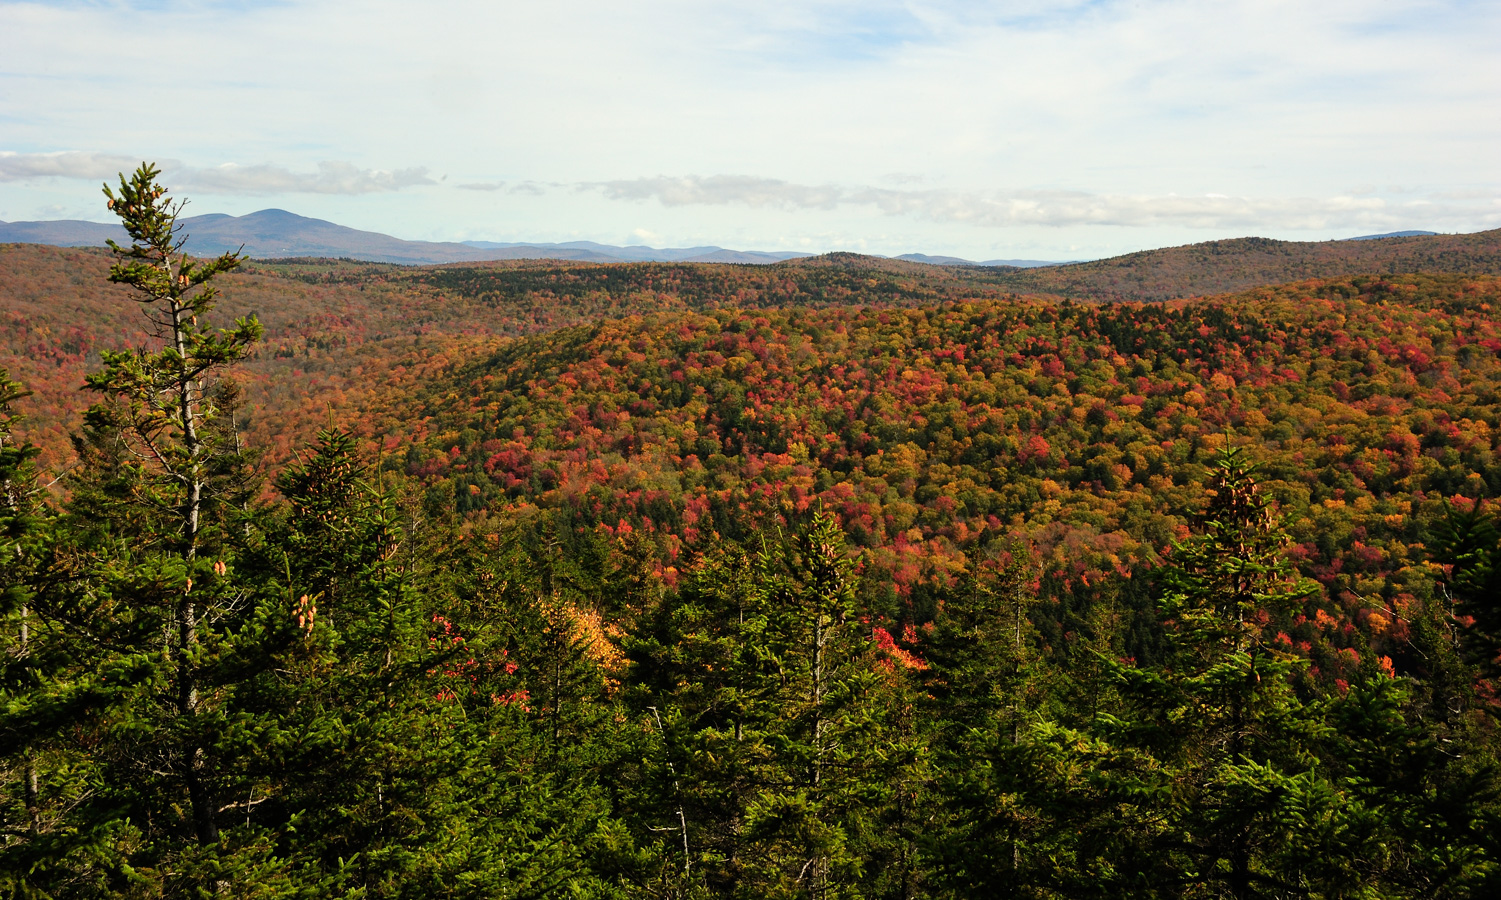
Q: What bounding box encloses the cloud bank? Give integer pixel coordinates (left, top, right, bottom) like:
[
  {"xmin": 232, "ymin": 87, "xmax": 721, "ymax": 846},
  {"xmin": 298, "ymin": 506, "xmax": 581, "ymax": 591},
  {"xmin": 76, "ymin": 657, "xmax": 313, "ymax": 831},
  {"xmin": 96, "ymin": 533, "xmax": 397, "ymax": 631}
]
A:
[
  {"xmin": 596, "ymin": 175, "xmax": 847, "ymax": 211},
  {"xmin": 590, "ymin": 175, "xmax": 1501, "ymax": 232},
  {"xmin": 0, "ymin": 152, "xmax": 433, "ymax": 195},
  {"xmin": 0, "ymin": 151, "xmax": 140, "ymax": 182},
  {"xmin": 182, "ymin": 161, "xmax": 434, "ymax": 195}
]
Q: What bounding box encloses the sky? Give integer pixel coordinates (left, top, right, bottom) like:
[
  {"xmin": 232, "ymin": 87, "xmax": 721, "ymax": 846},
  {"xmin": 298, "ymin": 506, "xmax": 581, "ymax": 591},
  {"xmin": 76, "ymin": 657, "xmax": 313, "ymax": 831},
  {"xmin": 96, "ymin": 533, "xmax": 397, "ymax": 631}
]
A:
[{"xmin": 1, "ymin": 0, "xmax": 1498, "ymax": 261}]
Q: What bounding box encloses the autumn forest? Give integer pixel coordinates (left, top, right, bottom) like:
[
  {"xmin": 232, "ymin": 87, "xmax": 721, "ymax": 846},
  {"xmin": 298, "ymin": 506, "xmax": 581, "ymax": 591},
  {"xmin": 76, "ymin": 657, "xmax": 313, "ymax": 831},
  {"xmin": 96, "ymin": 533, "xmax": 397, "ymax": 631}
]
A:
[{"xmin": 6, "ymin": 166, "xmax": 1501, "ymax": 898}]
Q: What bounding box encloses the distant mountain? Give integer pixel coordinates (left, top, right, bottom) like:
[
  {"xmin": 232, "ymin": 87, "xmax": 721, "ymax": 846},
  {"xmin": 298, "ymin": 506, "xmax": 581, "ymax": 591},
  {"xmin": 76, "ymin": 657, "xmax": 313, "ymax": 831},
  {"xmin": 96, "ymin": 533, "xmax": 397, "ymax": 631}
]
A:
[
  {"xmin": 0, "ymin": 218, "xmax": 127, "ymax": 246},
  {"xmin": 1, "ymin": 210, "xmax": 495, "ymax": 265},
  {"xmin": 1343, "ymin": 230, "xmax": 1439, "ymax": 241},
  {"xmin": 0, "ymin": 210, "xmax": 811, "ymax": 265},
  {"xmin": 2, "ymin": 211, "xmax": 1478, "ymax": 279},
  {"xmin": 460, "ymin": 240, "xmax": 808, "ymax": 264},
  {"xmin": 894, "ymin": 252, "xmax": 1065, "ymax": 267},
  {"xmin": 0, "ymin": 210, "xmax": 1061, "ymax": 268},
  {"xmin": 179, "ymin": 209, "xmax": 510, "ymax": 264},
  {"xmin": 978, "ymin": 258, "xmax": 1068, "ymax": 268},
  {"xmin": 894, "ymin": 252, "xmax": 977, "ymax": 266}
]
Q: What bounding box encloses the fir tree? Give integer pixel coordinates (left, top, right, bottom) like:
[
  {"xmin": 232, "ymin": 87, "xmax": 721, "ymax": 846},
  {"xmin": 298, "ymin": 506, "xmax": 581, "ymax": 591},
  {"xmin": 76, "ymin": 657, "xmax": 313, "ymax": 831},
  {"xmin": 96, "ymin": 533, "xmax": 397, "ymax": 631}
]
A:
[
  {"xmin": 85, "ymin": 162, "xmax": 262, "ymax": 846},
  {"xmin": 623, "ymin": 513, "xmax": 887, "ymax": 899},
  {"xmin": 1013, "ymin": 447, "xmax": 1332, "ymax": 897},
  {"xmin": 0, "ymin": 369, "xmax": 76, "ymax": 896},
  {"xmin": 1430, "ymin": 500, "xmax": 1501, "ymax": 679},
  {"xmin": 2, "ymin": 164, "xmax": 277, "ymax": 894},
  {"xmin": 919, "ymin": 547, "xmax": 1047, "ymax": 898}
]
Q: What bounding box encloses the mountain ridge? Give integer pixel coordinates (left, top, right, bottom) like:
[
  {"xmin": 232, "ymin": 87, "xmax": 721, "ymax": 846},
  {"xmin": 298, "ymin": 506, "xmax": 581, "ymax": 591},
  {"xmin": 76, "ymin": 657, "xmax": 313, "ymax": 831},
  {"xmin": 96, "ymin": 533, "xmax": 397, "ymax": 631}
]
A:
[
  {"xmin": 0, "ymin": 210, "xmax": 820, "ymax": 266},
  {"xmin": 6, "ymin": 208, "xmax": 1471, "ymax": 274},
  {"xmin": 2, "ymin": 208, "xmax": 1064, "ymax": 267}
]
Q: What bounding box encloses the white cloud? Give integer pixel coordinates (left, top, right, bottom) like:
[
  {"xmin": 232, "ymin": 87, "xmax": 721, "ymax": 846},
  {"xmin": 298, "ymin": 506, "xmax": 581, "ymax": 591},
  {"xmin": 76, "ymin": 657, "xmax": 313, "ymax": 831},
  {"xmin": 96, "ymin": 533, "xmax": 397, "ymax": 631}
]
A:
[
  {"xmin": 180, "ymin": 161, "xmax": 434, "ymax": 195},
  {"xmin": 593, "ymin": 175, "xmax": 844, "ymax": 211},
  {"xmin": 0, "ymin": 151, "xmax": 143, "ymax": 182},
  {"xmin": 0, "ymin": 152, "xmax": 433, "ymax": 195},
  {"xmin": 590, "ymin": 175, "xmax": 1500, "ymax": 231}
]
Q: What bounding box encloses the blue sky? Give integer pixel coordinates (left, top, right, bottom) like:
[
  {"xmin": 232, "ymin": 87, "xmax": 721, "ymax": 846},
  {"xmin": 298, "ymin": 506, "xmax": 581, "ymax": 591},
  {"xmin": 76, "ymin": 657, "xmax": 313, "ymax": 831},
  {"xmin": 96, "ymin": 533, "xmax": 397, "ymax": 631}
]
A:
[{"xmin": 1, "ymin": 0, "xmax": 1497, "ymax": 259}]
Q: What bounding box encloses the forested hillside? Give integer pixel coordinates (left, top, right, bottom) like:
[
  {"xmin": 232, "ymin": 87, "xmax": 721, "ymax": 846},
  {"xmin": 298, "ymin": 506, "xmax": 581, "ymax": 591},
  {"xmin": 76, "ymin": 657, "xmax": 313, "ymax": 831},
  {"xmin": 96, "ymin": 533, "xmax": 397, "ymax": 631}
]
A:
[
  {"xmin": 6, "ymin": 174, "xmax": 1501, "ymax": 898},
  {"xmin": 0, "ymin": 245, "xmax": 1020, "ymax": 472},
  {"xmin": 10, "ymin": 228, "xmax": 1501, "ymax": 474},
  {"xmin": 394, "ymin": 273, "xmax": 1501, "ymax": 678},
  {"xmin": 970, "ymin": 228, "xmax": 1501, "ymax": 301}
]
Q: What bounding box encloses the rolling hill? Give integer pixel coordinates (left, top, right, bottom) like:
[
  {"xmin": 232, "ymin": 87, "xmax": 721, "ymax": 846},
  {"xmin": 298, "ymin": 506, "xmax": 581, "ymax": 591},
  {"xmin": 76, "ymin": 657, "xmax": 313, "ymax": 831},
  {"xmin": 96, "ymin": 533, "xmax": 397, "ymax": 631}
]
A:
[
  {"xmin": 966, "ymin": 229, "xmax": 1501, "ymax": 302},
  {"xmin": 7, "ymin": 228, "xmax": 1501, "ymax": 474}
]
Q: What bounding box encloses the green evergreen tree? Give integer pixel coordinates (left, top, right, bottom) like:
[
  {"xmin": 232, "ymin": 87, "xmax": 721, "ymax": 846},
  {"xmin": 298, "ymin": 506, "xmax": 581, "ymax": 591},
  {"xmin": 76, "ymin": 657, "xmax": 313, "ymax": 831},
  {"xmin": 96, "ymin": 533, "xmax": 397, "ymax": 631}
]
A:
[
  {"xmin": 0, "ymin": 164, "xmax": 282, "ymax": 894},
  {"xmin": 435, "ymin": 521, "xmax": 640, "ymax": 899},
  {"xmin": 1430, "ymin": 501, "xmax": 1501, "ymax": 679},
  {"xmin": 1120, "ymin": 446, "xmax": 1327, "ymax": 897},
  {"xmin": 623, "ymin": 538, "xmax": 778, "ymax": 895},
  {"xmin": 0, "ymin": 370, "xmax": 41, "ymax": 602},
  {"xmin": 918, "ymin": 547, "xmax": 1048, "ymax": 898},
  {"xmin": 85, "ymin": 162, "xmax": 261, "ymax": 846},
  {"xmin": 0, "ymin": 369, "xmax": 86, "ymax": 897},
  {"xmin": 1003, "ymin": 448, "xmax": 1327, "ymax": 896},
  {"xmin": 249, "ymin": 457, "xmax": 640, "ymax": 896},
  {"xmin": 231, "ymin": 428, "xmax": 493, "ymax": 895},
  {"xmin": 1012, "ymin": 446, "xmax": 1501, "ymax": 898},
  {"xmin": 623, "ymin": 513, "xmax": 888, "ymax": 899}
]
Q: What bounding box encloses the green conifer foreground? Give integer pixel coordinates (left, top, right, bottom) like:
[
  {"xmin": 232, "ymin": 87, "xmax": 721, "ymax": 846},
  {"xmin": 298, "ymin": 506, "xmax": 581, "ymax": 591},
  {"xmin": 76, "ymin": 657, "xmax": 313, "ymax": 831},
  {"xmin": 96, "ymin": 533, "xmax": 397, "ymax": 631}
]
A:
[{"xmin": 1007, "ymin": 447, "xmax": 1501, "ymax": 899}]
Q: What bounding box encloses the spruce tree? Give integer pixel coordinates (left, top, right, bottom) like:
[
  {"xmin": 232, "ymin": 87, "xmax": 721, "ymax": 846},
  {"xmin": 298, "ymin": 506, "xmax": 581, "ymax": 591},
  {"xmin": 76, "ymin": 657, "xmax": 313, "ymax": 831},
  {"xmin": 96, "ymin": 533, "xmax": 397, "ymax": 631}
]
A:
[
  {"xmin": 1009, "ymin": 447, "xmax": 1330, "ymax": 897},
  {"xmin": 0, "ymin": 165, "xmax": 278, "ymax": 894},
  {"xmin": 623, "ymin": 538, "xmax": 777, "ymax": 894},
  {"xmin": 0, "ymin": 369, "xmax": 76, "ymax": 895},
  {"xmin": 623, "ymin": 513, "xmax": 885, "ymax": 899},
  {"xmin": 919, "ymin": 547, "xmax": 1047, "ymax": 898},
  {"xmin": 81, "ymin": 162, "xmax": 262, "ymax": 846},
  {"xmin": 1006, "ymin": 446, "xmax": 1501, "ymax": 898},
  {"xmin": 246, "ymin": 428, "xmax": 467, "ymax": 893},
  {"xmin": 1430, "ymin": 501, "xmax": 1501, "ymax": 679},
  {"xmin": 89, "ymin": 162, "xmax": 261, "ymax": 559}
]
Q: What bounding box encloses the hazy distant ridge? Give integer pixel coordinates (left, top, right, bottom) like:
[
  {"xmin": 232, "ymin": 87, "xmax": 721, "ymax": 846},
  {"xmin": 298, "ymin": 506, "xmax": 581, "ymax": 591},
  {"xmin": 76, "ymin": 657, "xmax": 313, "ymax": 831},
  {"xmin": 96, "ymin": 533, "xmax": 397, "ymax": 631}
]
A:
[
  {"xmin": 894, "ymin": 252, "xmax": 1063, "ymax": 267},
  {"xmin": 0, "ymin": 219, "xmax": 129, "ymax": 246},
  {"xmin": 1, "ymin": 209, "xmax": 1074, "ymax": 267},
  {"xmin": 1, "ymin": 210, "xmax": 1469, "ymax": 275},
  {"xmin": 0, "ymin": 211, "xmax": 818, "ymax": 266},
  {"xmin": 458, "ymin": 239, "xmax": 809, "ymax": 264},
  {"xmin": 1343, "ymin": 230, "xmax": 1440, "ymax": 241}
]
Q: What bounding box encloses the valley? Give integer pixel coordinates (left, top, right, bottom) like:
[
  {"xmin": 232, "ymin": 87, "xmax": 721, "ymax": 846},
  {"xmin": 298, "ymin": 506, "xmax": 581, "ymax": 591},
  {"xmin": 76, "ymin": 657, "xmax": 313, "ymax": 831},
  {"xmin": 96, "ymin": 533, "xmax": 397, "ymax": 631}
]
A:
[{"xmin": 6, "ymin": 218, "xmax": 1501, "ymax": 896}]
